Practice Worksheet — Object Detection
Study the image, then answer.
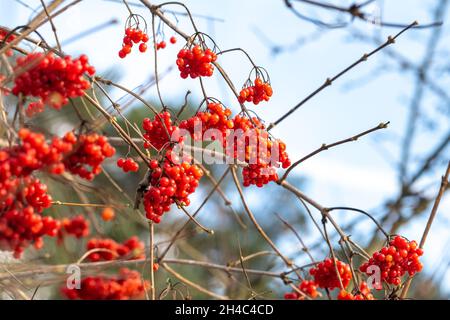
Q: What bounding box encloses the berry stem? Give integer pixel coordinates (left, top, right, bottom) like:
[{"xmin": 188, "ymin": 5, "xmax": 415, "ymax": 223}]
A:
[
  {"xmin": 149, "ymin": 220, "xmax": 156, "ymax": 300},
  {"xmin": 52, "ymin": 201, "xmax": 121, "ymax": 208}
]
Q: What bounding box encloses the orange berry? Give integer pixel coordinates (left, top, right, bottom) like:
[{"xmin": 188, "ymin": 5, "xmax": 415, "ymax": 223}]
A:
[{"xmin": 101, "ymin": 207, "xmax": 115, "ymax": 221}]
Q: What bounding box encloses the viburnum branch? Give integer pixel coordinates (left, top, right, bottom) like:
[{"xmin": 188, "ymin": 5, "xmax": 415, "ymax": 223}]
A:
[
  {"xmin": 158, "ymin": 168, "xmax": 230, "ymax": 261},
  {"xmin": 161, "ymin": 263, "xmax": 229, "ymax": 300},
  {"xmin": 275, "ymin": 212, "xmax": 316, "ymax": 263},
  {"xmin": 176, "ymin": 203, "xmax": 214, "ymax": 234},
  {"xmin": 83, "ymin": 93, "xmax": 151, "ymax": 166},
  {"xmin": 279, "ymin": 121, "xmax": 390, "ymax": 182},
  {"xmin": 51, "ymin": 201, "xmax": 123, "ymax": 209},
  {"xmin": 230, "ymin": 166, "xmax": 301, "ymax": 276},
  {"xmin": 149, "ymin": 221, "xmax": 156, "ymax": 300},
  {"xmin": 289, "ymin": 0, "xmax": 442, "ymax": 29},
  {"xmin": 94, "ymin": 76, "xmax": 160, "ymax": 115},
  {"xmin": 0, "ymin": 0, "xmax": 71, "ymax": 56},
  {"xmin": 321, "ymin": 216, "xmax": 345, "ymax": 291},
  {"xmin": 39, "ymin": 0, "xmax": 62, "ymax": 52},
  {"xmin": 268, "ymin": 22, "xmax": 417, "ymax": 130},
  {"xmin": 326, "ymin": 207, "xmax": 389, "ymax": 239}
]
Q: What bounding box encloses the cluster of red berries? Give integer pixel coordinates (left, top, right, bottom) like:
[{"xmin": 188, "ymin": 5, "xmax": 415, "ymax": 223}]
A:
[
  {"xmin": 0, "ymin": 28, "xmax": 16, "ymax": 57},
  {"xmin": 179, "ymin": 102, "xmax": 234, "ymax": 142},
  {"xmin": 0, "ymin": 129, "xmax": 114, "ymax": 257},
  {"xmin": 63, "ymin": 268, "xmax": 148, "ymax": 300},
  {"xmin": 310, "ymin": 258, "xmax": 352, "ymax": 290},
  {"xmin": 143, "ymin": 157, "xmax": 203, "ymax": 223},
  {"xmin": 238, "ymin": 78, "xmax": 273, "ymax": 105},
  {"xmin": 143, "ymin": 111, "xmax": 183, "ymax": 151},
  {"xmin": 25, "ymin": 100, "xmax": 45, "ymax": 117},
  {"xmin": 1, "ymin": 129, "xmax": 74, "ymax": 178},
  {"xmin": 284, "ymin": 280, "xmax": 319, "ymax": 300},
  {"xmin": 176, "ymin": 45, "xmax": 217, "ymax": 79},
  {"xmin": 63, "ymin": 132, "xmax": 116, "ymax": 180},
  {"xmin": 140, "ymin": 111, "xmax": 205, "ymax": 223},
  {"xmin": 0, "ymin": 129, "xmax": 78, "ymax": 257},
  {"xmin": 359, "ymin": 236, "xmax": 423, "ymax": 286},
  {"xmin": 0, "ymin": 177, "xmax": 61, "ymax": 258},
  {"xmin": 179, "ymin": 104, "xmax": 290, "ymax": 187},
  {"xmin": 86, "ymin": 236, "xmax": 145, "ymax": 262},
  {"xmin": 119, "ymin": 27, "xmax": 149, "ymax": 58},
  {"xmin": 337, "ymin": 281, "xmax": 375, "ymax": 300},
  {"xmin": 117, "ymin": 157, "xmax": 139, "ymax": 172},
  {"xmin": 231, "ymin": 115, "xmax": 291, "ymax": 187},
  {"xmin": 12, "ymin": 53, "xmax": 95, "ymax": 109},
  {"xmin": 60, "ymin": 215, "xmax": 90, "ymax": 239}
]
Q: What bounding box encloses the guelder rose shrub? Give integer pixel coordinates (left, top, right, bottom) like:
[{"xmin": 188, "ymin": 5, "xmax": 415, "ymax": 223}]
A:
[{"xmin": 0, "ymin": 2, "xmax": 431, "ymax": 300}]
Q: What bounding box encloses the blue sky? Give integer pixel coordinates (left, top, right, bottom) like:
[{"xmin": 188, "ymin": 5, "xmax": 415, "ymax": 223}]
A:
[{"xmin": 3, "ymin": 0, "xmax": 450, "ymax": 294}]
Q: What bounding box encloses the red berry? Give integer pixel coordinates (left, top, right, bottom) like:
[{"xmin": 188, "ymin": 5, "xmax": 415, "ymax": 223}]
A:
[
  {"xmin": 117, "ymin": 158, "xmax": 125, "ymax": 168},
  {"xmin": 139, "ymin": 43, "xmax": 147, "ymax": 53}
]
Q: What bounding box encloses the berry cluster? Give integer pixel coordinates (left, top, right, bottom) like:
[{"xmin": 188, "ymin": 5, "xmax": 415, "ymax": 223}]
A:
[
  {"xmin": 179, "ymin": 102, "xmax": 234, "ymax": 142},
  {"xmin": 142, "ymin": 111, "xmax": 182, "ymax": 151},
  {"xmin": 238, "ymin": 77, "xmax": 273, "ymax": 105},
  {"xmin": 176, "ymin": 45, "xmax": 217, "ymax": 79},
  {"xmin": 25, "ymin": 100, "xmax": 45, "ymax": 117},
  {"xmin": 140, "ymin": 111, "xmax": 205, "ymax": 223},
  {"xmin": 12, "ymin": 53, "xmax": 95, "ymax": 109},
  {"xmin": 0, "ymin": 129, "xmax": 78, "ymax": 257},
  {"xmin": 1, "ymin": 129, "xmax": 73, "ymax": 177},
  {"xmin": 359, "ymin": 236, "xmax": 423, "ymax": 286},
  {"xmin": 310, "ymin": 258, "xmax": 352, "ymax": 290},
  {"xmin": 0, "ymin": 28, "xmax": 16, "ymax": 57},
  {"xmin": 143, "ymin": 157, "xmax": 203, "ymax": 223},
  {"xmin": 63, "ymin": 132, "xmax": 116, "ymax": 180},
  {"xmin": 0, "ymin": 177, "xmax": 60, "ymax": 258},
  {"xmin": 62, "ymin": 268, "xmax": 148, "ymax": 300},
  {"xmin": 0, "ymin": 129, "xmax": 114, "ymax": 257},
  {"xmin": 86, "ymin": 236, "xmax": 145, "ymax": 262},
  {"xmin": 117, "ymin": 157, "xmax": 139, "ymax": 172},
  {"xmin": 230, "ymin": 115, "xmax": 291, "ymax": 187},
  {"xmin": 180, "ymin": 104, "xmax": 290, "ymax": 188},
  {"xmin": 60, "ymin": 215, "xmax": 90, "ymax": 239},
  {"xmin": 119, "ymin": 27, "xmax": 149, "ymax": 58},
  {"xmin": 337, "ymin": 281, "xmax": 375, "ymax": 300},
  {"xmin": 284, "ymin": 280, "xmax": 319, "ymax": 300},
  {"xmin": 179, "ymin": 103, "xmax": 291, "ymax": 188}
]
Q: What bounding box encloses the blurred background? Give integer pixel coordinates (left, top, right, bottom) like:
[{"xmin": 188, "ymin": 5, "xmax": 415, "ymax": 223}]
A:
[{"xmin": 0, "ymin": 0, "xmax": 449, "ymax": 299}]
